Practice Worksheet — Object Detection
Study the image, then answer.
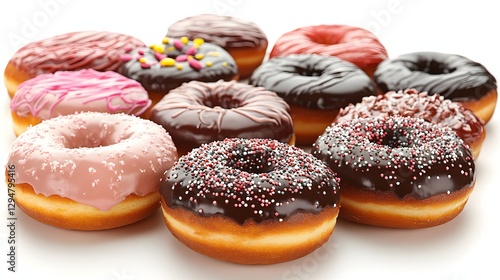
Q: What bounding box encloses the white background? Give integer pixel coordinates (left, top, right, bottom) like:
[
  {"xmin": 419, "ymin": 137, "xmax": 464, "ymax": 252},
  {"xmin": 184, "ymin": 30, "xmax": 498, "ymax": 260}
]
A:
[{"xmin": 1, "ymin": 1, "xmax": 499, "ymax": 279}]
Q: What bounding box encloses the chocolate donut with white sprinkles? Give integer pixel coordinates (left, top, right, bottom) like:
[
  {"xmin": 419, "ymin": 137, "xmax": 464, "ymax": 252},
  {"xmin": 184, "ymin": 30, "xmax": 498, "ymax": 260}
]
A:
[
  {"xmin": 160, "ymin": 138, "xmax": 340, "ymax": 264},
  {"xmin": 313, "ymin": 116, "xmax": 476, "ymax": 228}
]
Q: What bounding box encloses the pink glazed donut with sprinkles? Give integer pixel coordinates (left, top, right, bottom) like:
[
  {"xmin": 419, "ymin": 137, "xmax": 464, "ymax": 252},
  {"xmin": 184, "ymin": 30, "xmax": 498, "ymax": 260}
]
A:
[
  {"xmin": 312, "ymin": 115, "xmax": 476, "ymax": 228},
  {"xmin": 160, "ymin": 138, "xmax": 340, "ymax": 264},
  {"xmin": 6, "ymin": 112, "xmax": 178, "ymax": 230},
  {"xmin": 10, "ymin": 69, "xmax": 152, "ymax": 136}
]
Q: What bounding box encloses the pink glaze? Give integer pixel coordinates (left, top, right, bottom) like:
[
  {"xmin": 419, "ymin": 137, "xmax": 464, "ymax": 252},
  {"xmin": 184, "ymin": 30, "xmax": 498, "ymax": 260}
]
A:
[
  {"xmin": 7, "ymin": 112, "xmax": 178, "ymax": 211},
  {"xmin": 11, "ymin": 69, "xmax": 152, "ymax": 119}
]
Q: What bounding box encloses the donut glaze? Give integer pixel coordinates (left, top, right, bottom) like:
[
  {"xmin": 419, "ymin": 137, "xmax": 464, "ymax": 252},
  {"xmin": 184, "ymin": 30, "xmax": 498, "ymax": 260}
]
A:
[
  {"xmin": 313, "ymin": 116, "xmax": 475, "ymax": 199},
  {"xmin": 161, "ymin": 138, "xmax": 340, "ymax": 224},
  {"xmin": 4, "ymin": 31, "xmax": 145, "ymax": 97},
  {"xmin": 7, "ymin": 112, "xmax": 178, "ymax": 211},
  {"xmin": 269, "ymin": 25, "xmax": 388, "ymax": 77},
  {"xmin": 374, "ymin": 52, "xmax": 497, "ymax": 102},
  {"xmin": 250, "ymin": 54, "xmax": 376, "ymax": 110},
  {"xmin": 335, "ymin": 89, "xmax": 485, "ymax": 158},
  {"xmin": 11, "ymin": 69, "xmax": 151, "ymax": 119},
  {"xmin": 150, "ymin": 80, "xmax": 294, "ymax": 154},
  {"xmin": 117, "ymin": 37, "xmax": 238, "ymax": 96},
  {"xmin": 166, "ymin": 14, "xmax": 268, "ymax": 78}
]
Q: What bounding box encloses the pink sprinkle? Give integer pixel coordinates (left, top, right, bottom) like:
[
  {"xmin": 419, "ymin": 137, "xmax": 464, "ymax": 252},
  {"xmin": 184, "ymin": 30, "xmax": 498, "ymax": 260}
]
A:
[
  {"xmin": 154, "ymin": 52, "xmax": 167, "ymax": 61},
  {"xmin": 186, "ymin": 47, "xmax": 197, "ymax": 56},
  {"xmin": 175, "ymin": 55, "xmax": 188, "ymax": 62},
  {"xmin": 138, "ymin": 49, "xmax": 145, "ymax": 55},
  {"xmin": 124, "ymin": 46, "xmax": 133, "ymax": 52},
  {"xmin": 140, "ymin": 63, "xmax": 151, "ymax": 69},
  {"xmin": 188, "ymin": 58, "xmax": 203, "ymax": 71},
  {"xmin": 173, "ymin": 39, "xmax": 184, "ymax": 50},
  {"xmin": 119, "ymin": 54, "xmax": 133, "ymax": 62}
]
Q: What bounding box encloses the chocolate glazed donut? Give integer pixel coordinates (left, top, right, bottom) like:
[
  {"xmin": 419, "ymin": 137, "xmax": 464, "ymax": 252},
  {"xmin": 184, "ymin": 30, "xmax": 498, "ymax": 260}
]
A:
[
  {"xmin": 374, "ymin": 52, "xmax": 497, "ymax": 123},
  {"xmin": 150, "ymin": 80, "xmax": 294, "ymax": 155},
  {"xmin": 249, "ymin": 53, "xmax": 376, "ymax": 144}
]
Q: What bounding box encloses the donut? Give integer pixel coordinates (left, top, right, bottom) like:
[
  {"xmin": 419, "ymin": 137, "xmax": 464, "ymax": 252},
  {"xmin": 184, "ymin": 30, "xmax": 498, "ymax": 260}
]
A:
[
  {"xmin": 373, "ymin": 52, "xmax": 498, "ymax": 123},
  {"xmin": 269, "ymin": 24, "xmax": 388, "ymax": 77},
  {"xmin": 166, "ymin": 14, "xmax": 268, "ymax": 79},
  {"xmin": 10, "ymin": 69, "xmax": 151, "ymax": 136},
  {"xmin": 335, "ymin": 89, "xmax": 486, "ymax": 159},
  {"xmin": 117, "ymin": 37, "xmax": 238, "ymax": 105},
  {"xmin": 6, "ymin": 112, "xmax": 178, "ymax": 230},
  {"xmin": 4, "ymin": 31, "xmax": 145, "ymax": 98},
  {"xmin": 150, "ymin": 80, "xmax": 294, "ymax": 155},
  {"xmin": 160, "ymin": 138, "xmax": 340, "ymax": 264},
  {"xmin": 312, "ymin": 116, "xmax": 476, "ymax": 228},
  {"xmin": 249, "ymin": 54, "xmax": 376, "ymax": 145}
]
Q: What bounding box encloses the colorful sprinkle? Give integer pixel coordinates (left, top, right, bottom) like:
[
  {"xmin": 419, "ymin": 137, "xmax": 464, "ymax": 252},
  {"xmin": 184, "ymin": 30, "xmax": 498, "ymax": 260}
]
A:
[{"xmin": 160, "ymin": 58, "xmax": 176, "ymax": 67}]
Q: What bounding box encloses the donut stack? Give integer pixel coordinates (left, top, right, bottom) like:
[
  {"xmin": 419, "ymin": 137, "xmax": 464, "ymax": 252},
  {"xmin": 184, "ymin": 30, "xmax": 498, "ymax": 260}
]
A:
[{"xmin": 4, "ymin": 13, "xmax": 496, "ymax": 266}]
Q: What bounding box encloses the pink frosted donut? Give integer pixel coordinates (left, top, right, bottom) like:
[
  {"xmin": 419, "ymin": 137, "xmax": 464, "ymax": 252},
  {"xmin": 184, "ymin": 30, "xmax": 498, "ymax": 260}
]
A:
[
  {"xmin": 6, "ymin": 112, "xmax": 178, "ymax": 230},
  {"xmin": 10, "ymin": 69, "xmax": 152, "ymax": 136}
]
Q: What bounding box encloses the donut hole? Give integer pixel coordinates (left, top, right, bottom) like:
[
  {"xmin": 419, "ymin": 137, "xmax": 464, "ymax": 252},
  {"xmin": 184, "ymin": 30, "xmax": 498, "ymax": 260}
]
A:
[
  {"xmin": 202, "ymin": 95, "xmax": 241, "ymax": 109},
  {"xmin": 417, "ymin": 60, "xmax": 456, "ymax": 75},
  {"xmin": 62, "ymin": 122, "xmax": 132, "ymax": 149},
  {"xmin": 293, "ymin": 66, "xmax": 323, "ymax": 77},
  {"xmin": 370, "ymin": 128, "xmax": 415, "ymax": 149},
  {"xmin": 228, "ymin": 144, "xmax": 275, "ymax": 174},
  {"xmin": 307, "ymin": 32, "xmax": 339, "ymax": 45}
]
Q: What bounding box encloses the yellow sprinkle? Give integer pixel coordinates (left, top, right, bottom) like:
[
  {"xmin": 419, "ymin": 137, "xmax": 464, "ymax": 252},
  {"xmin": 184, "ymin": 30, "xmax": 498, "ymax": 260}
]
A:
[
  {"xmin": 193, "ymin": 38, "xmax": 204, "ymax": 45},
  {"xmin": 176, "ymin": 64, "xmax": 183, "ymax": 70},
  {"xmin": 181, "ymin": 36, "xmax": 189, "ymax": 44},
  {"xmin": 162, "ymin": 37, "xmax": 170, "ymax": 44},
  {"xmin": 222, "ymin": 62, "xmax": 228, "ymax": 67},
  {"xmin": 187, "ymin": 55, "xmax": 194, "ymax": 60},
  {"xmin": 139, "ymin": 57, "xmax": 147, "ymax": 63},
  {"xmin": 205, "ymin": 61, "xmax": 213, "ymax": 67},
  {"xmin": 194, "ymin": 53, "xmax": 204, "ymax": 60},
  {"xmin": 193, "ymin": 43, "xmax": 201, "ymax": 49},
  {"xmin": 207, "ymin": 51, "xmax": 221, "ymax": 57},
  {"xmin": 152, "ymin": 45, "xmax": 165, "ymax": 54},
  {"xmin": 160, "ymin": 58, "xmax": 176, "ymax": 67},
  {"xmin": 167, "ymin": 46, "xmax": 175, "ymax": 52}
]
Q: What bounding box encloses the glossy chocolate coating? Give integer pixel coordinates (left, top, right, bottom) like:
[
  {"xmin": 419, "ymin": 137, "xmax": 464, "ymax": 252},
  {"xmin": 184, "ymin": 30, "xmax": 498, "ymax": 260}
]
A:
[
  {"xmin": 249, "ymin": 54, "xmax": 376, "ymax": 110},
  {"xmin": 160, "ymin": 138, "xmax": 340, "ymax": 224},
  {"xmin": 150, "ymin": 80, "xmax": 294, "ymax": 153},
  {"xmin": 374, "ymin": 52, "xmax": 497, "ymax": 101},
  {"xmin": 335, "ymin": 89, "xmax": 485, "ymax": 145},
  {"xmin": 313, "ymin": 116, "xmax": 475, "ymax": 199},
  {"xmin": 117, "ymin": 38, "xmax": 238, "ymax": 93},
  {"xmin": 166, "ymin": 14, "xmax": 268, "ymax": 49}
]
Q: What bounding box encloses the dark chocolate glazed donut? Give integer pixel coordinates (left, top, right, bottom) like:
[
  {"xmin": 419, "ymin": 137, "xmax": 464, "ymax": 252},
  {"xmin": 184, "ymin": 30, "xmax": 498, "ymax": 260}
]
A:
[
  {"xmin": 161, "ymin": 138, "xmax": 340, "ymax": 224},
  {"xmin": 150, "ymin": 80, "xmax": 294, "ymax": 153},
  {"xmin": 166, "ymin": 14, "xmax": 267, "ymax": 49},
  {"xmin": 374, "ymin": 52, "xmax": 497, "ymax": 102},
  {"xmin": 117, "ymin": 37, "xmax": 238, "ymax": 94},
  {"xmin": 312, "ymin": 116, "xmax": 475, "ymax": 199},
  {"xmin": 249, "ymin": 54, "xmax": 376, "ymax": 110}
]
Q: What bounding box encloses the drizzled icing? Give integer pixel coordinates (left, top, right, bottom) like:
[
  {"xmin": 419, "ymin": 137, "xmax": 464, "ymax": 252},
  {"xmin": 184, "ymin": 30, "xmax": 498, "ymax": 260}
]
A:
[
  {"xmin": 313, "ymin": 116, "xmax": 475, "ymax": 199},
  {"xmin": 11, "ymin": 69, "xmax": 151, "ymax": 119},
  {"xmin": 166, "ymin": 14, "xmax": 268, "ymax": 49},
  {"xmin": 374, "ymin": 52, "xmax": 497, "ymax": 101},
  {"xmin": 161, "ymin": 138, "xmax": 340, "ymax": 224},
  {"xmin": 249, "ymin": 54, "xmax": 376, "ymax": 110},
  {"xmin": 7, "ymin": 112, "xmax": 178, "ymax": 211},
  {"xmin": 118, "ymin": 37, "xmax": 238, "ymax": 93},
  {"xmin": 150, "ymin": 80, "xmax": 294, "ymax": 152},
  {"xmin": 335, "ymin": 89, "xmax": 485, "ymax": 146},
  {"xmin": 8, "ymin": 31, "xmax": 145, "ymax": 76},
  {"xmin": 269, "ymin": 24, "xmax": 388, "ymax": 75}
]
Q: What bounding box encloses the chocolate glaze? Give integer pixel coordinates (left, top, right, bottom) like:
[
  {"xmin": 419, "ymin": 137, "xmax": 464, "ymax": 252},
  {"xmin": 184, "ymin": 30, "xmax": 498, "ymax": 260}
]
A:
[
  {"xmin": 374, "ymin": 52, "xmax": 497, "ymax": 101},
  {"xmin": 8, "ymin": 31, "xmax": 145, "ymax": 76},
  {"xmin": 313, "ymin": 116, "xmax": 475, "ymax": 199},
  {"xmin": 249, "ymin": 54, "xmax": 376, "ymax": 110},
  {"xmin": 117, "ymin": 38, "xmax": 238, "ymax": 93},
  {"xmin": 269, "ymin": 24, "xmax": 388, "ymax": 74},
  {"xmin": 166, "ymin": 14, "xmax": 268, "ymax": 49},
  {"xmin": 160, "ymin": 138, "xmax": 340, "ymax": 224},
  {"xmin": 150, "ymin": 80, "xmax": 294, "ymax": 152},
  {"xmin": 336, "ymin": 89, "xmax": 485, "ymax": 145}
]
